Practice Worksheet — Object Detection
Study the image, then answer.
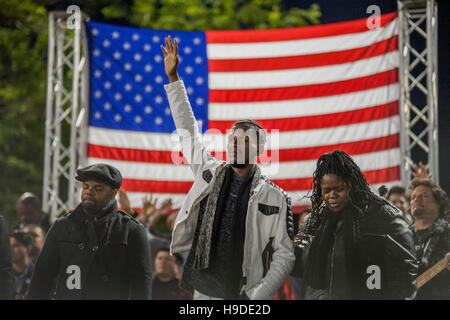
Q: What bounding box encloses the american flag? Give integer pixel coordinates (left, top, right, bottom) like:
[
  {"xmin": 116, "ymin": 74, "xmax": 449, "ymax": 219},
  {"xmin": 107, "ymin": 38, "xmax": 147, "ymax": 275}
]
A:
[{"xmin": 85, "ymin": 12, "xmax": 401, "ymax": 213}]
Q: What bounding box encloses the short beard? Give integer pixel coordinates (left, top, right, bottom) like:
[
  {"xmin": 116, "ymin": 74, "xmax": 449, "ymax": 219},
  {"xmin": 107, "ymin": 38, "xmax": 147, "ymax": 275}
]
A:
[{"xmin": 231, "ymin": 163, "xmax": 247, "ymax": 169}]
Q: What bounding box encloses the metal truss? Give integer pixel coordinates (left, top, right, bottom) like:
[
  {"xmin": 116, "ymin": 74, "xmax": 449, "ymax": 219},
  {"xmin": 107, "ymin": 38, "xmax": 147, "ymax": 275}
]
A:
[
  {"xmin": 398, "ymin": 0, "xmax": 439, "ymax": 187},
  {"xmin": 42, "ymin": 11, "xmax": 90, "ymax": 221}
]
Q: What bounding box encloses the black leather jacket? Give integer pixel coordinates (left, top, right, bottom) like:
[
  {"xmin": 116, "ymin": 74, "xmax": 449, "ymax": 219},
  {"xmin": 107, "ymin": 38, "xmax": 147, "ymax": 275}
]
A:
[
  {"xmin": 294, "ymin": 203, "xmax": 418, "ymax": 300},
  {"xmin": 28, "ymin": 201, "xmax": 152, "ymax": 300}
]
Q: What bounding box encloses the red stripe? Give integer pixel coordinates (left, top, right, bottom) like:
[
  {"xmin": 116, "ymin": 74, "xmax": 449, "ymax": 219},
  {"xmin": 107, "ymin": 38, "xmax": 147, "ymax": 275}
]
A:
[
  {"xmin": 88, "ymin": 144, "xmax": 186, "ymax": 164},
  {"xmin": 206, "ymin": 12, "xmax": 397, "ymax": 43},
  {"xmin": 209, "ymin": 101, "xmax": 399, "ymax": 133},
  {"xmin": 209, "ymin": 36, "xmax": 398, "ymax": 72},
  {"xmin": 221, "ymin": 133, "xmax": 400, "ymax": 163},
  {"xmin": 292, "ymin": 205, "xmax": 311, "ymax": 214},
  {"xmin": 122, "ymin": 179, "xmax": 194, "ymax": 194},
  {"xmin": 209, "ymin": 69, "xmax": 398, "ymax": 103},
  {"xmin": 88, "ymin": 134, "xmax": 399, "ymax": 164},
  {"xmin": 120, "ymin": 166, "xmax": 400, "ymax": 194},
  {"xmin": 273, "ymin": 166, "xmax": 400, "ymax": 191}
]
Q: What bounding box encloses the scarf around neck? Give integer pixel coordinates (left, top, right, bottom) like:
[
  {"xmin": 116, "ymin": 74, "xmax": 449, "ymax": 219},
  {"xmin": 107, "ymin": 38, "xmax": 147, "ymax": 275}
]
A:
[{"xmin": 193, "ymin": 164, "xmax": 261, "ymax": 270}]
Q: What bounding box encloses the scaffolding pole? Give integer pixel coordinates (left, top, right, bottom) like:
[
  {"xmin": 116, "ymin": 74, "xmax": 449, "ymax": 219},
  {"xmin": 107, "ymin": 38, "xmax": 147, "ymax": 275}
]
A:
[
  {"xmin": 398, "ymin": 0, "xmax": 439, "ymax": 187},
  {"xmin": 42, "ymin": 11, "xmax": 90, "ymax": 222}
]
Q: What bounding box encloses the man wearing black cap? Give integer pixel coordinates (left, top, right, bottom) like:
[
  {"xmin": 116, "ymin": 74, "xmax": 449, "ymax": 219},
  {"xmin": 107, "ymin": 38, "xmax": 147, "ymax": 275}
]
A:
[{"xmin": 29, "ymin": 163, "xmax": 152, "ymax": 300}]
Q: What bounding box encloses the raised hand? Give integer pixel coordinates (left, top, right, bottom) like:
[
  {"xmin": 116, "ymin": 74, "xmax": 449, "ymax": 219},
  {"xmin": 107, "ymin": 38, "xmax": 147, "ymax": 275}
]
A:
[
  {"xmin": 140, "ymin": 194, "xmax": 158, "ymax": 225},
  {"xmin": 118, "ymin": 189, "xmax": 134, "ymax": 216},
  {"xmin": 412, "ymin": 161, "xmax": 432, "ymax": 179},
  {"xmin": 156, "ymin": 198, "xmax": 173, "ymax": 217},
  {"xmin": 161, "ymin": 35, "xmax": 179, "ymax": 83}
]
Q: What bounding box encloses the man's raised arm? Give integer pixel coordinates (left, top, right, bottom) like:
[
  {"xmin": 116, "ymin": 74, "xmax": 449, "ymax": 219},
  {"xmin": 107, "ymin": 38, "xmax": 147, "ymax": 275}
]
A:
[{"xmin": 161, "ymin": 36, "xmax": 220, "ymax": 176}]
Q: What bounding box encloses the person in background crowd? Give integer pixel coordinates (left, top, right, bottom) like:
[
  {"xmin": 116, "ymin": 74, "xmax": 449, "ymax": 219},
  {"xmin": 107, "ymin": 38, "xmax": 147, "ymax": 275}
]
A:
[
  {"xmin": 15, "ymin": 193, "xmax": 50, "ymax": 232},
  {"xmin": 386, "ymin": 186, "xmax": 413, "ymax": 224},
  {"xmin": 23, "ymin": 225, "xmax": 45, "ymax": 263},
  {"xmin": 294, "ymin": 150, "xmax": 417, "ymax": 300},
  {"xmin": 10, "ymin": 231, "xmax": 34, "ymax": 300},
  {"xmin": 138, "ymin": 193, "xmax": 181, "ymax": 273},
  {"xmin": 408, "ymin": 178, "xmax": 450, "ymax": 299},
  {"xmin": 152, "ymin": 247, "xmax": 192, "ymax": 300},
  {"xmin": 117, "ymin": 189, "xmax": 139, "ymax": 218},
  {"xmin": 161, "ymin": 36, "xmax": 295, "ymax": 300},
  {"xmin": 0, "ymin": 215, "xmax": 13, "ymax": 299},
  {"xmin": 29, "ymin": 163, "xmax": 152, "ymax": 300}
]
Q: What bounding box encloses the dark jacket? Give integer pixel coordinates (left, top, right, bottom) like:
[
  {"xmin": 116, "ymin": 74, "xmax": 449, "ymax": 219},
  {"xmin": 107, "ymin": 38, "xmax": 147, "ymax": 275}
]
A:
[
  {"xmin": 294, "ymin": 203, "xmax": 418, "ymax": 300},
  {"xmin": 0, "ymin": 215, "xmax": 13, "ymax": 299},
  {"xmin": 28, "ymin": 201, "xmax": 152, "ymax": 300},
  {"xmin": 411, "ymin": 218, "xmax": 450, "ymax": 300}
]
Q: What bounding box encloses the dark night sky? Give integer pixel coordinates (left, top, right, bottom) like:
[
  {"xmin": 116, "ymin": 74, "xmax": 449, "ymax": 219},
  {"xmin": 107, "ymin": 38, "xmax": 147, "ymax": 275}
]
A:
[{"xmin": 287, "ymin": 0, "xmax": 449, "ymax": 193}]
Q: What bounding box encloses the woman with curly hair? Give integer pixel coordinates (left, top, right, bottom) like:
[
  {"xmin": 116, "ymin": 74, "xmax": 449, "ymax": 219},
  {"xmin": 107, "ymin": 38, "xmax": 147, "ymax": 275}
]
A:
[{"xmin": 294, "ymin": 150, "xmax": 417, "ymax": 300}]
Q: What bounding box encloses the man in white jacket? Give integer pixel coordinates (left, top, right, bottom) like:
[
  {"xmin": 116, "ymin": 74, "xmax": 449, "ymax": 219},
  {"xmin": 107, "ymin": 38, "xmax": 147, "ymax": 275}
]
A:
[{"xmin": 161, "ymin": 36, "xmax": 295, "ymax": 300}]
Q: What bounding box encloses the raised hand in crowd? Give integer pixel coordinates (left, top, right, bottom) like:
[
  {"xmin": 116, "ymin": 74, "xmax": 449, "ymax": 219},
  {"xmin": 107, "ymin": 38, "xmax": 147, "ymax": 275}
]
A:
[
  {"xmin": 118, "ymin": 189, "xmax": 134, "ymax": 216},
  {"xmin": 412, "ymin": 161, "xmax": 432, "ymax": 179},
  {"xmin": 149, "ymin": 199, "xmax": 173, "ymax": 229},
  {"xmin": 140, "ymin": 194, "xmax": 158, "ymax": 226}
]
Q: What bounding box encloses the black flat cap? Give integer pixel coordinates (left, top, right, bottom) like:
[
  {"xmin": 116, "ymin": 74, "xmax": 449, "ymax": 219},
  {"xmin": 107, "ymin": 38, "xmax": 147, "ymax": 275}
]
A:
[{"xmin": 75, "ymin": 163, "xmax": 122, "ymax": 189}]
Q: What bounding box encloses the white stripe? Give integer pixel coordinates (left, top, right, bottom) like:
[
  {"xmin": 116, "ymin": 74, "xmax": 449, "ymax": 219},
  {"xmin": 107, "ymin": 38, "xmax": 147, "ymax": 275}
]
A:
[
  {"xmin": 287, "ymin": 181, "xmax": 402, "ymax": 206},
  {"xmin": 88, "ymin": 148, "xmax": 400, "ymax": 182},
  {"xmin": 209, "ymin": 84, "xmax": 399, "ymax": 120},
  {"xmin": 88, "ymin": 116, "xmax": 400, "ymax": 151},
  {"xmin": 88, "ymin": 126, "xmax": 178, "ymax": 150},
  {"xmin": 261, "ymin": 149, "xmax": 401, "ymax": 179},
  {"xmin": 122, "ymin": 181, "xmax": 402, "ymax": 209},
  {"xmin": 207, "ymin": 19, "xmax": 398, "ymax": 59},
  {"xmin": 209, "ymin": 52, "xmax": 399, "ymax": 89}
]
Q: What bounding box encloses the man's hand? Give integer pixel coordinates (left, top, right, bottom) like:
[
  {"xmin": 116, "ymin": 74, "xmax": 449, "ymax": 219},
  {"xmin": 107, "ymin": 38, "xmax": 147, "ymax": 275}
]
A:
[{"xmin": 161, "ymin": 35, "xmax": 179, "ymax": 83}]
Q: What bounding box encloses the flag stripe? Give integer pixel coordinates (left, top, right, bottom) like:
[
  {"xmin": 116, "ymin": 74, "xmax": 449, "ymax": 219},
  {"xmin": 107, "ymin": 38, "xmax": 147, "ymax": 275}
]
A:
[
  {"xmin": 206, "ymin": 12, "xmax": 397, "ymax": 43},
  {"xmin": 209, "ymin": 69, "xmax": 398, "ymax": 103},
  {"xmin": 124, "ymin": 180, "xmax": 401, "ymax": 211},
  {"xmin": 209, "ymin": 84, "xmax": 399, "ymax": 120},
  {"xmin": 119, "ymin": 166, "xmax": 400, "ymax": 194},
  {"xmin": 209, "ymin": 51, "xmax": 399, "ymax": 89},
  {"xmin": 88, "ymin": 148, "xmax": 401, "ymax": 182},
  {"xmin": 208, "ymin": 101, "xmax": 399, "ymax": 133},
  {"xmin": 88, "ymin": 133, "xmax": 399, "ymax": 164},
  {"xmin": 206, "ymin": 18, "xmax": 397, "ymax": 59},
  {"xmin": 274, "ymin": 166, "xmax": 400, "ymax": 191},
  {"xmin": 208, "ymin": 35, "xmax": 398, "ymax": 72},
  {"xmin": 88, "ymin": 116, "xmax": 399, "ymax": 151}
]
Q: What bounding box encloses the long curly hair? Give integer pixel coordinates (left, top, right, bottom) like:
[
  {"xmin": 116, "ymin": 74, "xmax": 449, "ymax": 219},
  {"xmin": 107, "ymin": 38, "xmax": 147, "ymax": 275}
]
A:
[
  {"xmin": 310, "ymin": 150, "xmax": 388, "ymax": 212},
  {"xmin": 296, "ymin": 150, "xmax": 390, "ymax": 246}
]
